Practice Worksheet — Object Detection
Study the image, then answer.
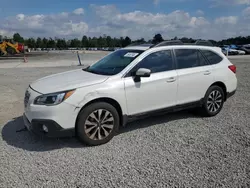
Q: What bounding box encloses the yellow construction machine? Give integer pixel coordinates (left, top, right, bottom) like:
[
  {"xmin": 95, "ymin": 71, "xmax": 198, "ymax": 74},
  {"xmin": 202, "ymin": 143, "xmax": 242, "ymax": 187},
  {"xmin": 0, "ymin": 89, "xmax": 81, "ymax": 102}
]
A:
[
  {"xmin": 0, "ymin": 41, "xmax": 8, "ymax": 56},
  {"xmin": 0, "ymin": 39, "xmax": 25, "ymax": 56}
]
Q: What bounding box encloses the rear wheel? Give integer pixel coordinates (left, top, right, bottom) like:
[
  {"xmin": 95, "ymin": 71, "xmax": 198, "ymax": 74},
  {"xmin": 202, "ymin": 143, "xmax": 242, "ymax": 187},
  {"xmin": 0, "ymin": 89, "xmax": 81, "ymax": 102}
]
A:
[
  {"xmin": 76, "ymin": 102, "xmax": 120, "ymax": 146},
  {"xmin": 200, "ymin": 85, "xmax": 225, "ymax": 117}
]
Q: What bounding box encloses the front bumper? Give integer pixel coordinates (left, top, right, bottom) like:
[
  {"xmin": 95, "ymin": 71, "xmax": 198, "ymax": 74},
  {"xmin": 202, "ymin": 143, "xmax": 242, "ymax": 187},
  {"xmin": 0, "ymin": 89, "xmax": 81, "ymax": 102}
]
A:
[
  {"xmin": 23, "ymin": 113, "xmax": 75, "ymax": 137},
  {"xmin": 23, "ymin": 86, "xmax": 79, "ymax": 137}
]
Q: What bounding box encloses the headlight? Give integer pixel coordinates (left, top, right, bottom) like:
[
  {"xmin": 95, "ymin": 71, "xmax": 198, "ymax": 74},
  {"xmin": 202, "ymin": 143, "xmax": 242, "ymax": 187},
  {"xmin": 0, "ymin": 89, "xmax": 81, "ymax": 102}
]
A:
[{"xmin": 34, "ymin": 90, "xmax": 75, "ymax": 106}]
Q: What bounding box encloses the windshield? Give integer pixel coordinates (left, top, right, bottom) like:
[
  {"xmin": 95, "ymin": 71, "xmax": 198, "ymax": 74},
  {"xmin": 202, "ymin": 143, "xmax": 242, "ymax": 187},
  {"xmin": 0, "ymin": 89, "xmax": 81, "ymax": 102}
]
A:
[{"xmin": 84, "ymin": 49, "xmax": 144, "ymax": 75}]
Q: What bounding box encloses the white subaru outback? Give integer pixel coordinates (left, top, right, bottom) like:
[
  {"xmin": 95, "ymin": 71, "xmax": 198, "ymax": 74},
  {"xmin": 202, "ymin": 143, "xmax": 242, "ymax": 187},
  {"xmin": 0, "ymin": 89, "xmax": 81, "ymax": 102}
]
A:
[{"xmin": 23, "ymin": 43, "xmax": 237, "ymax": 146}]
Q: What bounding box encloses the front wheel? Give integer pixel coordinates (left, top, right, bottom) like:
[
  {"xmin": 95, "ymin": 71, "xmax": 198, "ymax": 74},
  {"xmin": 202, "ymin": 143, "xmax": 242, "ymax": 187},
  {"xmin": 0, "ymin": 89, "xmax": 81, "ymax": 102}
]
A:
[
  {"xmin": 200, "ymin": 86, "xmax": 225, "ymax": 117},
  {"xmin": 76, "ymin": 102, "xmax": 120, "ymax": 146}
]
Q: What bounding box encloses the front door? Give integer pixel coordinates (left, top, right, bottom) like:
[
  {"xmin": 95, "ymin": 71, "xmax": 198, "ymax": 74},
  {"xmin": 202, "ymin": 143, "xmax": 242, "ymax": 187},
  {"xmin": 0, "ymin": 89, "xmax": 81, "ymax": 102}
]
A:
[{"xmin": 123, "ymin": 49, "xmax": 178, "ymax": 115}]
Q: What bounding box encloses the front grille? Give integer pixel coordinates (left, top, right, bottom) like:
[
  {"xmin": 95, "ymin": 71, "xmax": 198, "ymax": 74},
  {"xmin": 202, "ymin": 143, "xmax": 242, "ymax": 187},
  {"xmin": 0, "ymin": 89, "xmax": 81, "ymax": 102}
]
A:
[{"xmin": 24, "ymin": 90, "xmax": 30, "ymax": 108}]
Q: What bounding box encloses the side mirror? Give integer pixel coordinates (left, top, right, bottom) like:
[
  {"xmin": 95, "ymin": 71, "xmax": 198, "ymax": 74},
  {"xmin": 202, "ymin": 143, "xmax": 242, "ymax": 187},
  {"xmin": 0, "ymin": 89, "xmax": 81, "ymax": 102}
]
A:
[{"xmin": 135, "ymin": 68, "xmax": 151, "ymax": 77}]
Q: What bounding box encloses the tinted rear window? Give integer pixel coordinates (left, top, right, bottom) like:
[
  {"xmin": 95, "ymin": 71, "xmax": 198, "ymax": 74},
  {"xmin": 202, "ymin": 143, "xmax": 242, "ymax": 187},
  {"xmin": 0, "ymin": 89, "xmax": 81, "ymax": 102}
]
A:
[
  {"xmin": 201, "ymin": 50, "xmax": 223, "ymax": 64},
  {"xmin": 175, "ymin": 49, "xmax": 203, "ymax": 69}
]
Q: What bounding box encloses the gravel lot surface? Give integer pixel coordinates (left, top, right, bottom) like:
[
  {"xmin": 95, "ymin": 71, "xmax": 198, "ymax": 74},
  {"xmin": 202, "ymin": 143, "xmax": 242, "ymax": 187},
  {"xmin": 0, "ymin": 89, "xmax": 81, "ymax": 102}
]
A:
[{"xmin": 0, "ymin": 56, "xmax": 250, "ymax": 187}]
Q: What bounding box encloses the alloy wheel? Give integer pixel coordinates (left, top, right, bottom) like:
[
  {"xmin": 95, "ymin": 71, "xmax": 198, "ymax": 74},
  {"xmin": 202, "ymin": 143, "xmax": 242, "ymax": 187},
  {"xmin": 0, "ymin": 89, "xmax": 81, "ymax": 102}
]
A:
[
  {"xmin": 84, "ymin": 109, "xmax": 114, "ymax": 140},
  {"xmin": 207, "ymin": 90, "xmax": 223, "ymax": 113}
]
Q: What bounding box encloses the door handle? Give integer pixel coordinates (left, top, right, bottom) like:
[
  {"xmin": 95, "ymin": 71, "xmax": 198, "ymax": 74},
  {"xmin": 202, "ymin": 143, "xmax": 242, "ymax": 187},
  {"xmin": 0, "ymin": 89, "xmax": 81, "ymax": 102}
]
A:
[
  {"xmin": 166, "ymin": 77, "xmax": 176, "ymax": 83},
  {"xmin": 204, "ymin": 70, "xmax": 211, "ymax": 75}
]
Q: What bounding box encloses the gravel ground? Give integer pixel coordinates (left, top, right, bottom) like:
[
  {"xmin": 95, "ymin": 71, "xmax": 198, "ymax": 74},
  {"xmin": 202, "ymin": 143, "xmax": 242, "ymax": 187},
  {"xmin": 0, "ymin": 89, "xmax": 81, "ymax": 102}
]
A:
[{"xmin": 0, "ymin": 57, "xmax": 250, "ymax": 187}]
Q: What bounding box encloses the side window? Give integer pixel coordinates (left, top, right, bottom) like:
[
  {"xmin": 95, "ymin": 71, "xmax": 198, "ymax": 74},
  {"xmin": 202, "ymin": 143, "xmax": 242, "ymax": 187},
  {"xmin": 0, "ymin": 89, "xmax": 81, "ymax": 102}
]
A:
[
  {"xmin": 128, "ymin": 50, "xmax": 174, "ymax": 76},
  {"xmin": 175, "ymin": 49, "xmax": 202, "ymax": 69},
  {"xmin": 201, "ymin": 50, "xmax": 223, "ymax": 64}
]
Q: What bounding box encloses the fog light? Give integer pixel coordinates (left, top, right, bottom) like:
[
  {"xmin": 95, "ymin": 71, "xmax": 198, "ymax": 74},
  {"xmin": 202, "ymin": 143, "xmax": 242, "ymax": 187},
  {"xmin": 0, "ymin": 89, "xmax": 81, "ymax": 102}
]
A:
[{"xmin": 42, "ymin": 125, "xmax": 48, "ymax": 133}]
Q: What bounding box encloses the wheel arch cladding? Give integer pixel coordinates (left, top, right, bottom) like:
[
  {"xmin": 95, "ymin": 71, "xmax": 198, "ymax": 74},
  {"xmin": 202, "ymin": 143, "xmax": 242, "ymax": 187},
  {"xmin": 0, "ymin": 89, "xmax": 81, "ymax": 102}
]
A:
[
  {"xmin": 75, "ymin": 97, "xmax": 123, "ymax": 129},
  {"xmin": 210, "ymin": 81, "xmax": 227, "ymax": 101}
]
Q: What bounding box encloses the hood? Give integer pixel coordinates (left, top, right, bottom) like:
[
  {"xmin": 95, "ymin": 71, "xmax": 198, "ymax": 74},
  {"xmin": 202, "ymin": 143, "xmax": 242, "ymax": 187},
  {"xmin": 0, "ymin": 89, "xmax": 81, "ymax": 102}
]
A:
[{"xmin": 30, "ymin": 69, "xmax": 109, "ymax": 94}]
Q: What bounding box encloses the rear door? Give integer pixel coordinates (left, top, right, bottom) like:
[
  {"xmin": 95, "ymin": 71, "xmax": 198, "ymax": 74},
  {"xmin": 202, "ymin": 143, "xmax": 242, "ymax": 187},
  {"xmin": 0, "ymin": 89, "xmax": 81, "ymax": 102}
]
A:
[
  {"xmin": 200, "ymin": 48, "xmax": 233, "ymax": 91},
  {"xmin": 174, "ymin": 48, "xmax": 215, "ymax": 105}
]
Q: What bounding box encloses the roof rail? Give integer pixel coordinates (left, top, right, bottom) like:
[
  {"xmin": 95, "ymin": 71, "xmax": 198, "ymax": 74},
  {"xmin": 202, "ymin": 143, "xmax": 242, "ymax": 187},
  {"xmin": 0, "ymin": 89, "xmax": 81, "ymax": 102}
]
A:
[
  {"xmin": 150, "ymin": 40, "xmax": 184, "ymax": 48},
  {"xmin": 126, "ymin": 39, "xmax": 215, "ymax": 49},
  {"xmin": 126, "ymin": 42, "xmax": 154, "ymax": 47},
  {"xmin": 149, "ymin": 39, "xmax": 215, "ymax": 48},
  {"xmin": 194, "ymin": 40, "xmax": 214, "ymax": 47},
  {"xmin": 138, "ymin": 43, "xmax": 155, "ymax": 47}
]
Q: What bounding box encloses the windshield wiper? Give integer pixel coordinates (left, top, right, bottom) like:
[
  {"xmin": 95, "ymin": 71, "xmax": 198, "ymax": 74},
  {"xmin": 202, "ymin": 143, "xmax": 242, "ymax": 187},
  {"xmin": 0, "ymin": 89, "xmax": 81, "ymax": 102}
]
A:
[
  {"xmin": 82, "ymin": 65, "xmax": 90, "ymax": 71},
  {"xmin": 83, "ymin": 67, "xmax": 107, "ymax": 75},
  {"xmin": 84, "ymin": 69, "xmax": 98, "ymax": 74},
  {"xmin": 100, "ymin": 66, "xmax": 126, "ymax": 69},
  {"xmin": 82, "ymin": 66, "xmax": 125, "ymax": 76},
  {"xmin": 82, "ymin": 66, "xmax": 98, "ymax": 74}
]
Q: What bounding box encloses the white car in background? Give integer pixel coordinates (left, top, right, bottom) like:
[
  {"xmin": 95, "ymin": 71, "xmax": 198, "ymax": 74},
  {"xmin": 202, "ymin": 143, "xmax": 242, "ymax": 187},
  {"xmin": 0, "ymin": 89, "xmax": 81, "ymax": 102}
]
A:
[
  {"xmin": 23, "ymin": 42, "xmax": 238, "ymax": 146},
  {"xmin": 237, "ymin": 49, "xmax": 246, "ymax": 55},
  {"xmin": 229, "ymin": 48, "xmax": 246, "ymax": 55},
  {"xmin": 222, "ymin": 45, "xmax": 246, "ymax": 55}
]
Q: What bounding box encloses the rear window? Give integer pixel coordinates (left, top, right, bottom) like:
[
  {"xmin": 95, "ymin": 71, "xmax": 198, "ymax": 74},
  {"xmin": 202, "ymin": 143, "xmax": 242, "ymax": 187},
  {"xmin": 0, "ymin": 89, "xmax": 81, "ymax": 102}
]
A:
[
  {"xmin": 201, "ymin": 50, "xmax": 223, "ymax": 64},
  {"xmin": 175, "ymin": 49, "xmax": 206, "ymax": 69}
]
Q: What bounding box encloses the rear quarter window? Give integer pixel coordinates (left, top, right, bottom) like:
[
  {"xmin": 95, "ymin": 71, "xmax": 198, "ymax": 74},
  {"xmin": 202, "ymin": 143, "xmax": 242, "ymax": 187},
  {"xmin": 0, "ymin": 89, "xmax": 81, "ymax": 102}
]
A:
[{"xmin": 201, "ymin": 50, "xmax": 223, "ymax": 64}]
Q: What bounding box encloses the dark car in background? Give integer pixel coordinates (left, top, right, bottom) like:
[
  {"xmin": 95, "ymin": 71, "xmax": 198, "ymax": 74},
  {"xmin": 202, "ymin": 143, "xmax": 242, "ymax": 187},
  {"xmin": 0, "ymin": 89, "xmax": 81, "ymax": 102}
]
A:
[{"xmin": 239, "ymin": 45, "xmax": 250, "ymax": 54}]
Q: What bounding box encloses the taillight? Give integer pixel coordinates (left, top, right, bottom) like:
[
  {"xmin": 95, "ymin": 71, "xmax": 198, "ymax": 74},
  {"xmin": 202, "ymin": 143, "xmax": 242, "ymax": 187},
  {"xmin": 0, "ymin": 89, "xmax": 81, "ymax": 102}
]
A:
[{"xmin": 228, "ymin": 65, "xmax": 236, "ymax": 73}]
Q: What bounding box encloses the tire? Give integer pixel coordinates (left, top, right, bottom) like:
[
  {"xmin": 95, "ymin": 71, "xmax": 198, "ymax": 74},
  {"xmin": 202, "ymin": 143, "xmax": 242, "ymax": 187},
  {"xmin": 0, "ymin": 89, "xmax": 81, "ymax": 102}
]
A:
[
  {"xmin": 200, "ymin": 85, "xmax": 225, "ymax": 117},
  {"xmin": 76, "ymin": 102, "xmax": 120, "ymax": 146}
]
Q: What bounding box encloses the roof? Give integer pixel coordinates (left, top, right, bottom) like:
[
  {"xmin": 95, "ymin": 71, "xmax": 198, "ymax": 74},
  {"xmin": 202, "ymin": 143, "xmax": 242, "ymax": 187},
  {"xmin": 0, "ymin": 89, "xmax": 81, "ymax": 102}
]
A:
[
  {"xmin": 123, "ymin": 40, "xmax": 215, "ymax": 51},
  {"xmin": 123, "ymin": 44, "xmax": 220, "ymax": 52}
]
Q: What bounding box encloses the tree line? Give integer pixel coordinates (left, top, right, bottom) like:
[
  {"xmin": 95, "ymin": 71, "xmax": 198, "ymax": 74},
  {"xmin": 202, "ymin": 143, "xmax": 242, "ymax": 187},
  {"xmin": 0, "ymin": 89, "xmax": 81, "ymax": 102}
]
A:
[{"xmin": 1, "ymin": 33, "xmax": 250, "ymax": 49}]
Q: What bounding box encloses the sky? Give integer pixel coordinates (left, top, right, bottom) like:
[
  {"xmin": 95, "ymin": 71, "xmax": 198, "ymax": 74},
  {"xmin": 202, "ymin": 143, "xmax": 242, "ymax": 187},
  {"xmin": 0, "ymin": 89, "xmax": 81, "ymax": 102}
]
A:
[{"xmin": 0, "ymin": 0, "xmax": 250, "ymax": 40}]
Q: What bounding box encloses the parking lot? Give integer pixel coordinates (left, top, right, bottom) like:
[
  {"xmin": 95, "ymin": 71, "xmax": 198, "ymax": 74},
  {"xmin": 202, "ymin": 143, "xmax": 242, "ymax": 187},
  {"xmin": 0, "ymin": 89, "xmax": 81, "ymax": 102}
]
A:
[{"xmin": 0, "ymin": 54, "xmax": 250, "ymax": 187}]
